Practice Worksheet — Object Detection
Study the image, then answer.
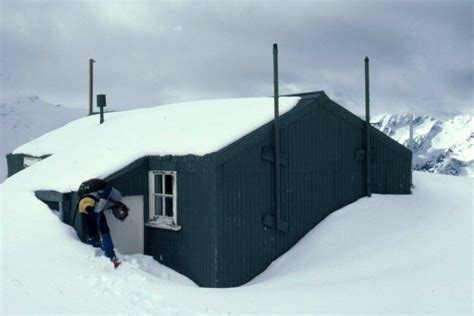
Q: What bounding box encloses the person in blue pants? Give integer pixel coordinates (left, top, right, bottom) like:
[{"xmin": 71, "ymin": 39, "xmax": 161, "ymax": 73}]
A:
[{"xmin": 79, "ymin": 186, "xmax": 123, "ymax": 268}]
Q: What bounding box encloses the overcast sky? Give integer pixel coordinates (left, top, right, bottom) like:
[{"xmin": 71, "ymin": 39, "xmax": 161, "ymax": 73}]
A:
[{"xmin": 1, "ymin": 0, "xmax": 472, "ymax": 116}]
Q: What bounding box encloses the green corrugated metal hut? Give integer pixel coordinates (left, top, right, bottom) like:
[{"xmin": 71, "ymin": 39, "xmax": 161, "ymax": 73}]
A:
[{"xmin": 6, "ymin": 91, "xmax": 412, "ymax": 287}]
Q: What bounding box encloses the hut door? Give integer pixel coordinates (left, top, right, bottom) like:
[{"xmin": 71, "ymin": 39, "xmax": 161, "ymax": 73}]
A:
[{"xmin": 104, "ymin": 195, "xmax": 144, "ymax": 254}]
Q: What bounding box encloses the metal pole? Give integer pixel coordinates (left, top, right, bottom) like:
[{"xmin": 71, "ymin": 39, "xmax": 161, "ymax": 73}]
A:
[
  {"xmin": 408, "ymin": 113, "xmax": 414, "ymax": 153},
  {"xmin": 89, "ymin": 59, "xmax": 95, "ymax": 115},
  {"xmin": 100, "ymin": 104, "xmax": 104, "ymax": 124},
  {"xmin": 365, "ymin": 57, "xmax": 371, "ymax": 197},
  {"xmin": 273, "ymin": 43, "xmax": 282, "ymax": 230},
  {"xmin": 409, "ymin": 113, "xmax": 414, "ymax": 188}
]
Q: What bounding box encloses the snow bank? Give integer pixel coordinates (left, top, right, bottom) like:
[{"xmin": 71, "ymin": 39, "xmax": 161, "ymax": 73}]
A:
[
  {"xmin": 0, "ymin": 96, "xmax": 83, "ymax": 180},
  {"xmin": 0, "ymin": 188, "xmax": 197, "ymax": 314},
  {"xmin": 1, "ymin": 172, "xmax": 472, "ymax": 314},
  {"xmin": 4, "ymin": 97, "xmax": 300, "ymax": 192}
]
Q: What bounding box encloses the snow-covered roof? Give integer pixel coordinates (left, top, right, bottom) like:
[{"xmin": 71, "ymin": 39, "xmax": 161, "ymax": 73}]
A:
[{"xmin": 6, "ymin": 97, "xmax": 300, "ymax": 192}]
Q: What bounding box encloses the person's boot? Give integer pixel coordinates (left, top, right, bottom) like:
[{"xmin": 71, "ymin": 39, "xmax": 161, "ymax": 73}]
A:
[
  {"xmin": 100, "ymin": 233, "xmax": 120, "ymax": 268},
  {"xmin": 112, "ymin": 257, "xmax": 121, "ymax": 269}
]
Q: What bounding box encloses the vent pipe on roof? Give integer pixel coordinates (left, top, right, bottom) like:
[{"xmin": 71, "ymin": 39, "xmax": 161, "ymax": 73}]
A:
[
  {"xmin": 273, "ymin": 43, "xmax": 282, "ymax": 231},
  {"xmin": 97, "ymin": 94, "xmax": 106, "ymax": 124},
  {"xmin": 272, "ymin": 43, "xmax": 287, "ymax": 233},
  {"xmin": 365, "ymin": 57, "xmax": 371, "ymax": 197},
  {"xmin": 409, "ymin": 113, "xmax": 414, "ymax": 188},
  {"xmin": 408, "ymin": 113, "xmax": 414, "ymax": 153},
  {"xmin": 89, "ymin": 59, "xmax": 95, "ymax": 116}
]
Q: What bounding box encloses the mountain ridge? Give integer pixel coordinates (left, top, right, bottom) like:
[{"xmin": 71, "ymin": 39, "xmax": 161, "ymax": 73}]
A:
[
  {"xmin": 372, "ymin": 113, "xmax": 473, "ymax": 177},
  {"xmin": 0, "ymin": 95, "xmax": 84, "ymax": 180}
]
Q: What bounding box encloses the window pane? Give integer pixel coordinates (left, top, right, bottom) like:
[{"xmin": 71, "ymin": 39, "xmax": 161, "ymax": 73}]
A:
[
  {"xmin": 154, "ymin": 174, "xmax": 162, "ymax": 193},
  {"xmin": 165, "ymin": 175, "xmax": 173, "ymax": 194},
  {"xmin": 154, "ymin": 196, "xmax": 163, "ymax": 217},
  {"xmin": 165, "ymin": 197, "xmax": 173, "ymax": 217}
]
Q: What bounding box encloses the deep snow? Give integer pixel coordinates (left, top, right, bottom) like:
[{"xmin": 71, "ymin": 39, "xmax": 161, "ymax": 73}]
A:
[
  {"xmin": 0, "ymin": 96, "xmax": 83, "ymax": 180},
  {"xmin": 1, "ymin": 96, "xmax": 472, "ymax": 313},
  {"xmin": 1, "ymin": 172, "xmax": 472, "ymax": 314}
]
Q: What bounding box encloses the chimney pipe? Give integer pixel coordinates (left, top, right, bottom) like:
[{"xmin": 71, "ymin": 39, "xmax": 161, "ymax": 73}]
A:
[
  {"xmin": 365, "ymin": 57, "xmax": 371, "ymax": 197},
  {"xmin": 408, "ymin": 113, "xmax": 414, "ymax": 152},
  {"xmin": 89, "ymin": 59, "xmax": 95, "ymax": 115},
  {"xmin": 273, "ymin": 43, "xmax": 285, "ymax": 232},
  {"xmin": 409, "ymin": 113, "xmax": 414, "ymax": 188}
]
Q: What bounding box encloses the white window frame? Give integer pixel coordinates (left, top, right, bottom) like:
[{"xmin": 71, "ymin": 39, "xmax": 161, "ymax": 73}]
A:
[{"xmin": 147, "ymin": 170, "xmax": 181, "ymax": 231}]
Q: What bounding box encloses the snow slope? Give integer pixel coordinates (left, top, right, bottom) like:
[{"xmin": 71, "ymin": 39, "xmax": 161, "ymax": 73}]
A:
[
  {"xmin": 5, "ymin": 97, "xmax": 300, "ymax": 192},
  {"xmin": 0, "ymin": 96, "xmax": 83, "ymax": 180},
  {"xmin": 1, "ymin": 172, "xmax": 472, "ymax": 314},
  {"xmin": 373, "ymin": 114, "xmax": 474, "ymax": 177}
]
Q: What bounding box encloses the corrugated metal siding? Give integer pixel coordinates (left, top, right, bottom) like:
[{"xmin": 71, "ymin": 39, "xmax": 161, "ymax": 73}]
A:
[
  {"xmin": 216, "ymin": 130, "xmax": 276, "ymax": 287},
  {"xmin": 145, "ymin": 156, "xmax": 218, "ymax": 287},
  {"xmin": 281, "ymin": 103, "xmax": 365, "ymax": 251},
  {"xmin": 107, "ymin": 158, "xmax": 148, "ymax": 196},
  {"xmin": 370, "ymin": 129, "xmax": 412, "ymax": 194},
  {"xmin": 213, "ymin": 95, "xmax": 410, "ymax": 287}
]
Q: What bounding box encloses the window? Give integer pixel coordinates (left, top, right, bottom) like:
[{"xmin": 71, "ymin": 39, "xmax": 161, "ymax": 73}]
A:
[{"xmin": 147, "ymin": 171, "xmax": 180, "ymax": 230}]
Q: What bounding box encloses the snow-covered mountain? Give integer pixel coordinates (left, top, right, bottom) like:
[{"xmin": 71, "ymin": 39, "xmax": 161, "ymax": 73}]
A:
[
  {"xmin": 0, "ymin": 96, "xmax": 84, "ymax": 180},
  {"xmin": 372, "ymin": 114, "xmax": 473, "ymax": 177}
]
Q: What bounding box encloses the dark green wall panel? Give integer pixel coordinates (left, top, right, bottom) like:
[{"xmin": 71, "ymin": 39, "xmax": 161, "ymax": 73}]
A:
[
  {"xmin": 143, "ymin": 156, "xmax": 218, "ymax": 287},
  {"xmin": 213, "ymin": 95, "xmax": 411, "ymax": 287}
]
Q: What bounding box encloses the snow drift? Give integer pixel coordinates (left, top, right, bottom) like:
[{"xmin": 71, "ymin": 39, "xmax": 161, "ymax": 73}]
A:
[{"xmin": 1, "ymin": 172, "xmax": 472, "ymax": 314}]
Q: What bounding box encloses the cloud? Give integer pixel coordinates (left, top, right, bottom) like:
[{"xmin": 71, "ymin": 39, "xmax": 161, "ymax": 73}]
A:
[{"xmin": 1, "ymin": 0, "xmax": 472, "ymax": 116}]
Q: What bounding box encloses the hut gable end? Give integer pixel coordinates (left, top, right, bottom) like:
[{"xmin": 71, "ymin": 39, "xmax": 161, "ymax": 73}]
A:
[{"xmin": 210, "ymin": 93, "xmax": 411, "ymax": 287}]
